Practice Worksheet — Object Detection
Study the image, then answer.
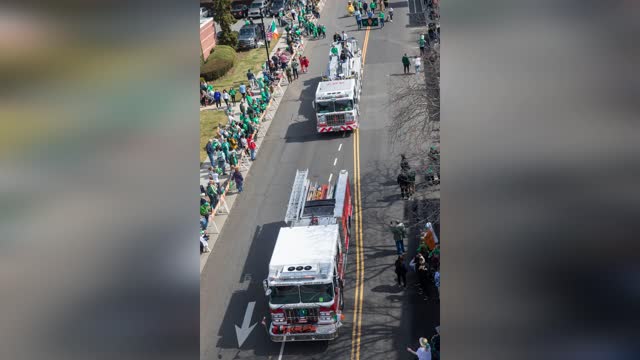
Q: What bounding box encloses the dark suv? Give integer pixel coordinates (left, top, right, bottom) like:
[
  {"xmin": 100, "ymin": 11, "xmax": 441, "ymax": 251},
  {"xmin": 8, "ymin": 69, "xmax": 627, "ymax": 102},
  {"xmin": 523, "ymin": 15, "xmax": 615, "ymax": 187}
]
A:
[
  {"xmin": 269, "ymin": 0, "xmax": 288, "ymax": 17},
  {"xmin": 237, "ymin": 23, "xmax": 265, "ymax": 50}
]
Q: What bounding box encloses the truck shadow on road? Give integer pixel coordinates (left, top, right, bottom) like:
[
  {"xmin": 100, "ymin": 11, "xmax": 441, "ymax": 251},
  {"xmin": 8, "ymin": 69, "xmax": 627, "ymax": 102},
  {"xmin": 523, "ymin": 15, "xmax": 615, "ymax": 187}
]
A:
[
  {"xmin": 213, "ymin": 223, "xmax": 283, "ymax": 357},
  {"xmin": 212, "ymin": 222, "xmax": 343, "ymax": 358}
]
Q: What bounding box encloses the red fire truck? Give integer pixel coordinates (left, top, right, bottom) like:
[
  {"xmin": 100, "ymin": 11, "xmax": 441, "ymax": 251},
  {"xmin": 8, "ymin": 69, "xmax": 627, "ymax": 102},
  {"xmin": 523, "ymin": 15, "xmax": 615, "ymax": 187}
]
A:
[{"xmin": 262, "ymin": 169, "xmax": 353, "ymax": 341}]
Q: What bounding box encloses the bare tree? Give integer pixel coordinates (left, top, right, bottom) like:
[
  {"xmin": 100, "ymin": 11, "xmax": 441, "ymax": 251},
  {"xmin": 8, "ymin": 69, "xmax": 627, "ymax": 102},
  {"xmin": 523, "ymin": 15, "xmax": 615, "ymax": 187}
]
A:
[
  {"xmin": 388, "ymin": 45, "xmax": 440, "ymax": 157},
  {"xmin": 387, "ymin": 42, "xmax": 440, "ymax": 224}
]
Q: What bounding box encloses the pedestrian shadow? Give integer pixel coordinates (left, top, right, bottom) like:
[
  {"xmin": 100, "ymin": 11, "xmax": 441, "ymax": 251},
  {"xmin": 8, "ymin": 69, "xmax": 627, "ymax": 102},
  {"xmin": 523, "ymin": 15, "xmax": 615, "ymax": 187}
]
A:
[
  {"xmin": 389, "ymin": 73, "xmax": 413, "ymax": 76},
  {"xmin": 371, "ymin": 284, "xmax": 405, "ymax": 294}
]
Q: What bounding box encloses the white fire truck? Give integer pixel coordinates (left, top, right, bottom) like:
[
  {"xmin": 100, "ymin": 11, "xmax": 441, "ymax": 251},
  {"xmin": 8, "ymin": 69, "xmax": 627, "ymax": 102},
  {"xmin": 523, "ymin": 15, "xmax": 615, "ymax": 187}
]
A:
[
  {"xmin": 314, "ymin": 38, "xmax": 363, "ymax": 133},
  {"xmin": 262, "ymin": 169, "xmax": 353, "ymax": 341}
]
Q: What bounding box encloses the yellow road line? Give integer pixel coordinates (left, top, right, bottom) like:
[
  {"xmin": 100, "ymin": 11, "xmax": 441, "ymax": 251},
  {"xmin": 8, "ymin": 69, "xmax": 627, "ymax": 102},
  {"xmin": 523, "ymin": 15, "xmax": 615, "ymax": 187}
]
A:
[
  {"xmin": 349, "ymin": 126, "xmax": 361, "ymax": 360},
  {"xmin": 355, "ymin": 131, "xmax": 364, "ymax": 360},
  {"xmin": 350, "ymin": 25, "xmax": 370, "ymax": 360}
]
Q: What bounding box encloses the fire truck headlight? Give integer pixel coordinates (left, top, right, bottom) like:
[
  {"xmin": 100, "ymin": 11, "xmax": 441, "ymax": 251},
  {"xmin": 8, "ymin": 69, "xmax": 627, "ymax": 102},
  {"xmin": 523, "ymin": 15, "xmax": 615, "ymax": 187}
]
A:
[
  {"xmin": 317, "ymin": 115, "xmax": 326, "ymax": 124},
  {"xmin": 345, "ymin": 113, "xmax": 355, "ymax": 123}
]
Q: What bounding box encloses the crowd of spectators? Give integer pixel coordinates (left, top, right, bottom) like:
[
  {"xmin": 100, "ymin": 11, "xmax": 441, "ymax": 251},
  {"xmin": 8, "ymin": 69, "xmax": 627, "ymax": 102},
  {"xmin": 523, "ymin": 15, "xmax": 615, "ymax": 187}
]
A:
[{"xmin": 199, "ymin": 0, "xmax": 320, "ymax": 254}]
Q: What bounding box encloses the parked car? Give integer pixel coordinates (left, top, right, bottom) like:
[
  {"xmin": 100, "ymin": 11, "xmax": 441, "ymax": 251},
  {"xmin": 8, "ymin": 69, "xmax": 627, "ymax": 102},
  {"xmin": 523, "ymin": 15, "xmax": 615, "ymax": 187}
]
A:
[
  {"xmin": 248, "ymin": 0, "xmax": 270, "ymax": 18},
  {"xmin": 200, "ymin": 7, "xmax": 214, "ymax": 18},
  {"xmin": 269, "ymin": 0, "xmax": 288, "ymax": 17},
  {"xmin": 231, "ymin": 3, "xmax": 249, "ymax": 18},
  {"xmin": 237, "ymin": 23, "xmax": 266, "ymax": 50}
]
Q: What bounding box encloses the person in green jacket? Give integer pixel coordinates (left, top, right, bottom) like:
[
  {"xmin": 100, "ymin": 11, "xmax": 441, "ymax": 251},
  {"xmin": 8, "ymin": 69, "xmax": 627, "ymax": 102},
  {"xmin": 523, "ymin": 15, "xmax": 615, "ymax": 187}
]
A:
[
  {"xmin": 370, "ymin": 0, "xmax": 376, "ymax": 12},
  {"xmin": 378, "ymin": 10, "xmax": 385, "ymax": 28},
  {"xmin": 402, "ymin": 53, "xmax": 410, "ymax": 74},
  {"xmin": 419, "ymin": 35, "xmax": 426, "ymax": 55},
  {"xmin": 228, "ymin": 87, "xmax": 237, "ymax": 105}
]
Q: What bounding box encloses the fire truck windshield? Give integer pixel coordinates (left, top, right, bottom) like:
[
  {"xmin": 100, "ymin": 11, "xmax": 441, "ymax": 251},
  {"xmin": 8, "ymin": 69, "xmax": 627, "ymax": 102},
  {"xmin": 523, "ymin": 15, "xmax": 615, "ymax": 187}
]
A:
[
  {"xmin": 269, "ymin": 284, "xmax": 334, "ymax": 304},
  {"xmin": 316, "ymin": 101, "xmax": 334, "ymax": 114},
  {"xmin": 300, "ymin": 284, "xmax": 334, "ymax": 303},
  {"xmin": 269, "ymin": 286, "xmax": 300, "ymax": 304},
  {"xmin": 334, "ymin": 99, "xmax": 353, "ymax": 112}
]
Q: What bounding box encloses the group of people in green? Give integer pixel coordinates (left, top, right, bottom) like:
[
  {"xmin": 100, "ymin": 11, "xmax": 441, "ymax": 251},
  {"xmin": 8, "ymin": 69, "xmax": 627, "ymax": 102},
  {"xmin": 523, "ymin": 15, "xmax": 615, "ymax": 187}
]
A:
[{"xmin": 352, "ymin": 0, "xmax": 392, "ymax": 30}]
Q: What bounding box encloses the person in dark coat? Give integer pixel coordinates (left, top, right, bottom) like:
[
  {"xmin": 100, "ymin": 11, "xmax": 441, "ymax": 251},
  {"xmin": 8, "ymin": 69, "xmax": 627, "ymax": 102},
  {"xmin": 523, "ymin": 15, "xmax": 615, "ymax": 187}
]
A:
[
  {"xmin": 394, "ymin": 255, "xmax": 408, "ymax": 287},
  {"xmin": 397, "ymin": 170, "xmax": 410, "ymax": 199}
]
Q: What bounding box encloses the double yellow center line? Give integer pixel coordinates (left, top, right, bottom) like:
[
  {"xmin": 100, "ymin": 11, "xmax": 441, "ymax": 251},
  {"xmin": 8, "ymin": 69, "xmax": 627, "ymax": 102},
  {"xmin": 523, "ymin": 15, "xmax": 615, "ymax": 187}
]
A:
[{"xmin": 350, "ymin": 26, "xmax": 370, "ymax": 360}]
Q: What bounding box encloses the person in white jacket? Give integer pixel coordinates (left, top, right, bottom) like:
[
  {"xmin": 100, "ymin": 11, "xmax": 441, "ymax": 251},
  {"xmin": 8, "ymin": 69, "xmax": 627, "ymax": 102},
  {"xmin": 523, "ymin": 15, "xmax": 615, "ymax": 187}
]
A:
[{"xmin": 413, "ymin": 56, "xmax": 422, "ymax": 74}]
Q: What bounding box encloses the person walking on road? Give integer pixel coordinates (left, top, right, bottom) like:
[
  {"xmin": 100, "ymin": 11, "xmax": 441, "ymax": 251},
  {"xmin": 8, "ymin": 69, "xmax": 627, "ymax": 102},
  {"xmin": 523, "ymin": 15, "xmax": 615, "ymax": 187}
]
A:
[
  {"xmin": 407, "ymin": 337, "xmax": 432, "ymax": 360},
  {"xmin": 397, "ymin": 170, "xmax": 410, "ymax": 199},
  {"xmin": 231, "ymin": 167, "xmax": 244, "ymax": 193},
  {"xmin": 390, "ymin": 220, "xmax": 406, "ymax": 255},
  {"xmin": 388, "ymin": 7, "xmax": 394, "ymax": 22},
  {"xmin": 378, "ymin": 10, "xmax": 385, "ymax": 28},
  {"xmin": 419, "ymin": 34, "xmax": 426, "ymax": 55},
  {"xmin": 301, "ymin": 56, "xmax": 310, "ymax": 73},
  {"xmin": 414, "ymin": 55, "xmax": 422, "ymax": 74},
  {"xmin": 355, "ymin": 10, "xmax": 362, "ymax": 30},
  {"xmin": 394, "ymin": 255, "xmax": 408, "ymax": 287}
]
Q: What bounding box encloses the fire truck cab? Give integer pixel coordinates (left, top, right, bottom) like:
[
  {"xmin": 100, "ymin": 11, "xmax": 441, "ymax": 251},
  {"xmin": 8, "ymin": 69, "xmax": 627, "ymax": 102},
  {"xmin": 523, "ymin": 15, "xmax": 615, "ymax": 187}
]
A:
[
  {"xmin": 314, "ymin": 38, "xmax": 363, "ymax": 133},
  {"xmin": 263, "ymin": 169, "xmax": 352, "ymax": 342}
]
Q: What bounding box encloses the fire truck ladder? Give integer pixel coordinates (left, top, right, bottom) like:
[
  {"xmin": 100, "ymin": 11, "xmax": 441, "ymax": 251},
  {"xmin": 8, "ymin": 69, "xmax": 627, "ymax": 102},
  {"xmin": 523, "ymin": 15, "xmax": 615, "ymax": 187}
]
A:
[{"xmin": 285, "ymin": 169, "xmax": 310, "ymax": 224}]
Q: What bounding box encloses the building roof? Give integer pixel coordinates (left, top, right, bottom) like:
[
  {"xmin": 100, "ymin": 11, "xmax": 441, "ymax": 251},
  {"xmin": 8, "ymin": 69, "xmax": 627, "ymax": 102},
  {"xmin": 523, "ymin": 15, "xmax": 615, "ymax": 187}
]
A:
[{"xmin": 200, "ymin": 17, "xmax": 213, "ymax": 29}]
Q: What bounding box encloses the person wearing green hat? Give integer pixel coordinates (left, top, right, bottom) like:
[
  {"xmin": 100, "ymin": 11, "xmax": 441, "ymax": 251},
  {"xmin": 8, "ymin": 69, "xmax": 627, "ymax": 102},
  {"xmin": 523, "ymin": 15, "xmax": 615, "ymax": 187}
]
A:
[{"xmin": 407, "ymin": 337, "xmax": 431, "ymax": 360}]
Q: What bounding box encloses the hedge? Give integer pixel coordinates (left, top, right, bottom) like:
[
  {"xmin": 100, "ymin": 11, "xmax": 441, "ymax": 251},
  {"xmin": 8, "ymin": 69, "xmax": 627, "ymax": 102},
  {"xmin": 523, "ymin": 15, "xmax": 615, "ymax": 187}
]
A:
[{"xmin": 200, "ymin": 45, "xmax": 238, "ymax": 81}]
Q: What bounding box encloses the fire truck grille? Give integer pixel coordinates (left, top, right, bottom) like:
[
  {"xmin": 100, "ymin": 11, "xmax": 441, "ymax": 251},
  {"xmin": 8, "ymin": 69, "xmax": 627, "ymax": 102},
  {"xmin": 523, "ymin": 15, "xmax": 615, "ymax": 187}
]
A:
[
  {"xmin": 326, "ymin": 113, "xmax": 346, "ymax": 126},
  {"xmin": 285, "ymin": 308, "xmax": 319, "ymax": 324}
]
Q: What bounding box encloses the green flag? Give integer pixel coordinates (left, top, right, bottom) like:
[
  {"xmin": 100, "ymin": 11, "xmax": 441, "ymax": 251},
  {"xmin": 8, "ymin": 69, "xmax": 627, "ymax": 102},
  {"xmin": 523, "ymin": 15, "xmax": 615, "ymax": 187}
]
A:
[{"xmin": 270, "ymin": 19, "xmax": 277, "ymax": 34}]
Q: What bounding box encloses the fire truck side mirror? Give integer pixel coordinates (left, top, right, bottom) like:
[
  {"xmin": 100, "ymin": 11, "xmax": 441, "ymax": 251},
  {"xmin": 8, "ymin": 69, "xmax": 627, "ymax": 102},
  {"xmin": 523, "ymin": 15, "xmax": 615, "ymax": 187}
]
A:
[
  {"xmin": 312, "ymin": 100, "xmax": 315, "ymax": 109},
  {"xmin": 263, "ymin": 279, "xmax": 271, "ymax": 296}
]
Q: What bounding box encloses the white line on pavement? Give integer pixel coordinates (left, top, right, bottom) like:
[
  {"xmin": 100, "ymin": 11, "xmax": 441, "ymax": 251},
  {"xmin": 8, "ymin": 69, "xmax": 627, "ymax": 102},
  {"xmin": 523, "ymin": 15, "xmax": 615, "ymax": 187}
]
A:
[
  {"xmin": 329, "ymin": 173, "xmax": 333, "ymax": 183},
  {"xmin": 278, "ymin": 337, "xmax": 286, "ymax": 360},
  {"xmin": 338, "ymin": 143, "xmax": 342, "ymax": 151},
  {"xmin": 333, "ymin": 158, "xmax": 338, "ymax": 166}
]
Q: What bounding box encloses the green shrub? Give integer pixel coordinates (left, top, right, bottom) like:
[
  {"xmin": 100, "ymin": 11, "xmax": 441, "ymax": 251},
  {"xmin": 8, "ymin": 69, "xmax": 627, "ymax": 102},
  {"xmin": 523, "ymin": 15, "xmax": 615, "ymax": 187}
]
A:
[
  {"xmin": 218, "ymin": 30, "xmax": 239, "ymax": 49},
  {"xmin": 200, "ymin": 45, "xmax": 237, "ymax": 81}
]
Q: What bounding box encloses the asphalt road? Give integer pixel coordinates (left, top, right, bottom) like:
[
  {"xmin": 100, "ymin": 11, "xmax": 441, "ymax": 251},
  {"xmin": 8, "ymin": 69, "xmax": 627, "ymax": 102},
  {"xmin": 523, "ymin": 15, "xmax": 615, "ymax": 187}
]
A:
[{"xmin": 201, "ymin": 1, "xmax": 439, "ymax": 359}]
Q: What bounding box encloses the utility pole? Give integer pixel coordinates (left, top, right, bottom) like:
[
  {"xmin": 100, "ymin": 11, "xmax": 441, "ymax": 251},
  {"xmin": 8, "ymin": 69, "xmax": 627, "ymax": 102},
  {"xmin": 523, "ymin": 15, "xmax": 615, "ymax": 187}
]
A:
[{"xmin": 259, "ymin": 10, "xmax": 271, "ymax": 64}]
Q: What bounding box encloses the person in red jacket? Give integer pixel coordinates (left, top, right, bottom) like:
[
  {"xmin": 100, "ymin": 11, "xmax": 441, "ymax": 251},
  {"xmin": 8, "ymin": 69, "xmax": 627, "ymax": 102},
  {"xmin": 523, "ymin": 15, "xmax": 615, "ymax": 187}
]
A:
[
  {"xmin": 248, "ymin": 137, "xmax": 257, "ymax": 160},
  {"xmin": 301, "ymin": 56, "xmax": 310, "ymax": 73}
]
